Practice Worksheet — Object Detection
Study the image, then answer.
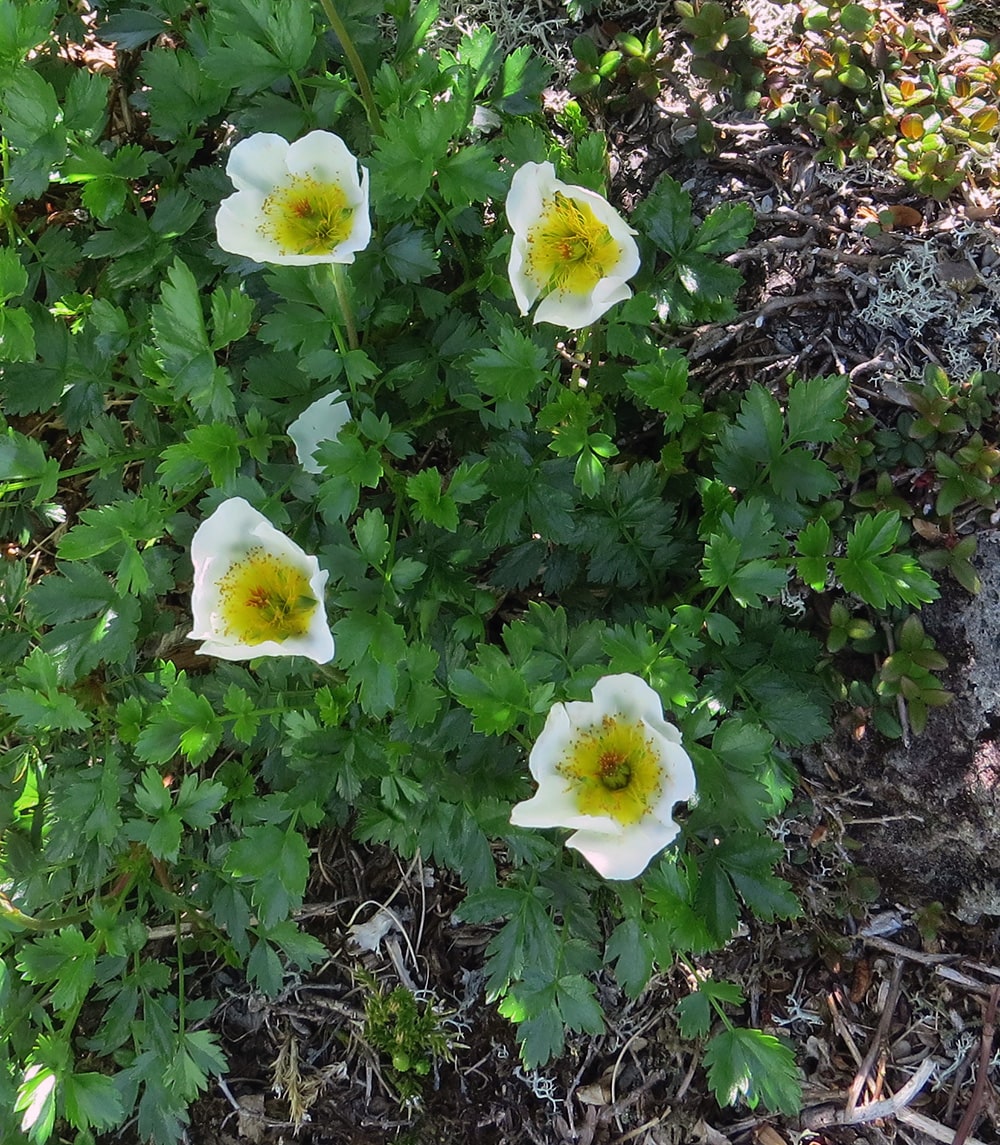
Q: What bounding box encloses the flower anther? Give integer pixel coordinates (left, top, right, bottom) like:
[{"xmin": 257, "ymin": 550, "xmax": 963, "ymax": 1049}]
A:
[
  {"xmin": 510, "ymin": 673, "xmax": 696, "ymax": 880},
  {"xmin": 215, "ymin": 131, "xmax": 371, "ymax": 265},
  {"xmin": 506, "ymin": 161, "xmax": 640, "ymax": 328},
  {"xmin": 188, "ymin": 497, "xmax": 334, "ymax": 663},
  {"xmin": 288, "ymin": 391, "xmax": 351, "ymax": 474}
]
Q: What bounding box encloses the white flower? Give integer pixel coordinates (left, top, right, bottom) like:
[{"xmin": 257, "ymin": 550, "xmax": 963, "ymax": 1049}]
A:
[
  {"xmin": 506, "ymin": 161, "xmax": 641, "ymax": 328},
  {"xmin": 188, "ymin": 497, "xmax": 334, "ymax": 663},
  {"xmin": 510, "ymin": 673, "xmax": 696, "ymax": 880},
  {"xmin": 215, "ymin": 131, "xmax": 371, "ymax": 265},
  {"xmin": 287, "ymin": 391, "xmax": 351, "ymax": 474}
]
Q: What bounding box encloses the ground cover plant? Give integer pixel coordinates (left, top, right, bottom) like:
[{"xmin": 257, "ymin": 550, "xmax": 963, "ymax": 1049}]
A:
[{"xmin": 0, "ymin": 1, "xmax": 996, "ymax": 1142}]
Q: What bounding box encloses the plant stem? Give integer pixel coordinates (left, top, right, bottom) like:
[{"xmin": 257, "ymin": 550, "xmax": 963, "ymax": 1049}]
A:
[
  {"xmin": 331, "ymin": 263, "xmax": 359, "ymax": 350},
  {"xmin": 316, "ymin": 0, "xmax": 382, "ymax": 135}
]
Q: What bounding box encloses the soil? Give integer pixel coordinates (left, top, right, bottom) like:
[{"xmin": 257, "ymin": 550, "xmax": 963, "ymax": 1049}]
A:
[{"xmin": 121, "ymin": 3, "xmax": 1000, "ymax": 1144}]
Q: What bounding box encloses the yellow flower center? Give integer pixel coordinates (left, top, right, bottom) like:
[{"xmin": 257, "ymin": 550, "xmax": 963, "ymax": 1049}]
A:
[
  {"xmin": 217, "ymin": 547, "xmax": 318, "ymax": 645},
  {"xmin": 260, "ymin": 176, "xmax": 354, "ymax": 256},
  {"xmin": 557, "ymin": 715, "xmax": 664, "ymax": 826},
  {"xmin": 526, "ymin": 192, "xmax": 623, "ymax": 297}
]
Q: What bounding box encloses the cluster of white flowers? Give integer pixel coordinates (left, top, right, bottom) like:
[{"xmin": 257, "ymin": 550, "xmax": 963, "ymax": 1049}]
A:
[{"xmin": 189, "ymin": 130, "xmax": 689, "ymax": 879}]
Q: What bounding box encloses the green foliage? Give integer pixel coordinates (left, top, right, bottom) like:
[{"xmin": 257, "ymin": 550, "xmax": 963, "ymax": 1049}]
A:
[
  {"xmin": 763, "ymin": 1, "xmax": 1000, "ymax": 196},
  {"xmin": 0, "ymin": 1, "xmax": 964, "ymax": 1138},
  {"xmin": 362, "ymin": 978, "xmax": 458, "ymax": 1096},
  {"xmin": 676, "ymin": 0, "xmax": 768, "ymax": 110},
  {"xmin": 633, "ymin": 172, "xmax": 754, "ymax": 324},
  {"xmin": 704, "ymin": 1027, "xmax": 802, "ymax": 1114}
]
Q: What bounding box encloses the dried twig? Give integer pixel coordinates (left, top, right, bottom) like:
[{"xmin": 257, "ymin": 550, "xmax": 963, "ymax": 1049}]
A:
[
  {"xmin": 936, "ymin": 965, "xmax": 995, "ymax": 997},
  {"xmin": 951, "ymin": 984, "xmax": 999, "ymax": 1145},
  {"xmin": 846, "ymin": 958, "xmax": 904, "ymax": 1117},
  {"xmin": 827, "ymin": 991, "xmax": 865, "ymax": 1068},
  {"xmin": 897, "ymin": 1108, "xmax": 992, "ymax": 1145},
  {"xmin": 863, "ymin": 934, "xmax": 959, "ymax": 965},
  {"xmin": 801, "ymin": 1057, "xmax": 936, "ymax": 1129}
]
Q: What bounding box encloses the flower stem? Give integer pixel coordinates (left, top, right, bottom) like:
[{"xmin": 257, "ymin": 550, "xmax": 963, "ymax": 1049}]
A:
[
  {"xmin": 330, "ymin": 263, "xmax": 359, "ymax": 351},
  {"xmin": 316, "ymin": 0, "xmax": 382, "ymax": 135}
]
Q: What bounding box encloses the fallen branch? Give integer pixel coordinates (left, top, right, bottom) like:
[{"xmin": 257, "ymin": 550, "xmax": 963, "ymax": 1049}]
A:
[
  {"xmin": 801, "ymin": 1057, "xmax": 936, "ymax": 1129},
  {"xmin": 951, "ymin": 984, "xmax": 999, "ymax": 1145},
  {"xmin": 863, "ymin": 934, "xmax": 959, "ymax": 965},
  {"xmin": 846, "ymin": 957, "xmax": 904, "ymax": 1117},
  {"xmin": 897, "ymin": 1108, "xmax": 992, "ymax": 1145}
]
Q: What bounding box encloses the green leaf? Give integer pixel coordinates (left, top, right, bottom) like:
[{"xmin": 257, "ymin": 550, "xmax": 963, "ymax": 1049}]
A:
[
  {"xmin": 555, "ymin": 974, "xmax": 604, "ymax": 1034},
  {"xmin": 156, "ymin": 424, "xmax": 242, "ymax": 489},
  {"xmin": 437, "ymin": 144, "xmax": 505, "ymax": 205},
  {"xmin": 0, "ymin": 0, "xmax": 57, "ymax": 64},
  {"xmin": 138, "ymin": 47, "xmax": 227, "ymax": 141},
  {"xmin": 0, "ymin": 428, "xmax": 60, "ymax": 503},
  {"xmin": 676, "ymin": 991, "xmax": 712, "ymax": 1039},
  {"xmin": 470, "ymin": 323, "xmax": 548, "ymax": 416},
  {"xmin": 795, "ymin": 518, "xmax": 831, "ymax": 590},
  {"xmin": 209, "ymin": 284, "xmax": 254, "ymax": 349},
  {"xmin": 836, "ymin": 511, "xmax": 939, "ymax": 608},
  {"xmin": 226, "ymin": 824, "xmax": 311, "ymax": 930},
  {"xmin": 151, "ymin": 258, "xmax": 235, "ymax": 421},
  {"xmin": 451, "ymin": 645, "xmax": 547, "ymax": 734},
  {"xmin": 632, "ymin": 172, "xmax": 694, "ymax": 253},
  {"xmin": 135, "ymin": 683, "xmax": 223, "ymax": 766},
  {"xmin": 511, "ymin": 1004, "xmax": 564, "ymax": 1068},
  {"xmin": 785, "ymin": 374, "xmax": 848, "ymax": 445},
  {"xmin": 0, "ymin": 307, "xmax": 36, "ymax": 363},
  {"xmin": 382, "ymin": 222, "xmax": 439, "ymax": 283},
  {"xmin": 703, "ymin": 1027, "xmax": 801, "ymax": 1113},
  {"xmin": 695, "ymin": 851, "xmax": 741, "ymax": 943},
  {"xmin": 16, "ymin": 928, "xmax": 96, "ymax": 1016},
  {"xmin": 62, "ymin": 1071, "xmax": 125, "ymax": 1133},
  {"xmin": 370, "ymin": 100, "xmax": 462, "ymax": 204},
  {"xmin": 605, "ymin": 918, "xmax": 653, "ymax": 998},
  {"xmin": 354, "ymin": 507, "xmax": 391, "ymax": 565},
  {"xmin": 57, "ymin": 490, "xmax": 168, "ymax": 595},
  {"xmin": 623, "ymin": 348, "xmax": 690, "ymax": 418},
  {"xmin": 693, "ymin": 202, "xmax": 754, "ymax": 254},
  {"xmin": 494, "ymin": 43, "xmax": 550, "ymax": 114},
  {"xmin": 15, "ymin": 1060, "xmax": 58, "ymax": 1144},
  {"xmin": 407, "ymin": 468, "xmax": 459, "ymax": 531},
  {"xmin": 715, "ymin": 385, "xmax": 784, "ymax": 480},
  {"xmin": 769, "ymin": 448, "xmax": 838, "ymax": 503},
  {"xmin": 334, "ymin": 610, "xmax": 408, "ymax": 717},
  {"xmin": 0, "ymin": 247, "xmax": 28, "ymax": 302},
  {"xmin": 98, "ymin": 8, "xmax": 166, "ymax": 49},
  {"xmin": 3, "ymin": 68, "xmax": 66, "ymax": 198},
  {"xmin": 717, "ymin": 833, "xmax": 801, "ymax": 921}
]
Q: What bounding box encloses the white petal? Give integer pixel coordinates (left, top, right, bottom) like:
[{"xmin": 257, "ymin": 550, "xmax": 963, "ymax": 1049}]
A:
[
  {"xmin": 649, "ymin": 739, "xmax": 697, "ymax": 821},
  {"xmin": 591, "ymin": 673, "xmax": 671, "ymax": 729},
  {"xmin": 285, "ymin": 131, "xmax": 371, "ymax": 262},
  {"xmin": 567, "ymin": 815, "xmax": 680, "ymax": 880},
  {"xmin": 286, "ymin": 131, "xmax": 362, "ymax": 191},
  {"xmin": 510, "ymin": 771, "xmax": 621, "ymax": 833},
  {"xmin": 525, "ymin": 700, "xmax": 574, "ymax": 782},
  {"xmin": 505, "ymin": 161, "xmax": 553, "ymax": 233},
  {"xmin": 507, "ymin": 235, "xmax": 537, "ymax": 316},
  {"xmin": 504, "ymin": 161, "xmax": 641, "ymax": 329},
  {"xmin": 510, "ymin": 672, "xmax": 697, "ymax": 880},
  {"xmin": 288, "ymin": 391, "xmax": 351, "ymax": 474},
  {"xmin": 188, "ymin": 497, "xmax": 335, "ymax": 664},
  {"xmin": 225, "ymin": 133, "xmax": 291, "ymax": 194},
  {"xmin": 532, "ymin": 280, "xmax": 632, "ymax": 328},
  {"xmin": 215, "ymin": 190, "xmax": 276, "ymax": 261}
]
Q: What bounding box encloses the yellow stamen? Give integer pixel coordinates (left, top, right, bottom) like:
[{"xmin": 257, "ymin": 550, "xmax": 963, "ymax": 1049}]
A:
[
  {"xmin": 260, "ymin": 176, "xmax": 354, "ymax": 256},
  {"xmin": 217, "ymin": 547, "xmax": 317, "ymax": 645},
  {"xmin": 557, "ymin": 715, "xmax": 664, "ymax": 826},
  {"xmin": 526, "ymin": 192, "xmax": 623, "ymax": 297}
]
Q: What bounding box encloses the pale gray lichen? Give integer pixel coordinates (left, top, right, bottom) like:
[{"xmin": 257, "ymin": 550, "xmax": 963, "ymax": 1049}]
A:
[{"xmin": 859, "ymin": 219, "xmax": 1000, "ymax": 382}]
